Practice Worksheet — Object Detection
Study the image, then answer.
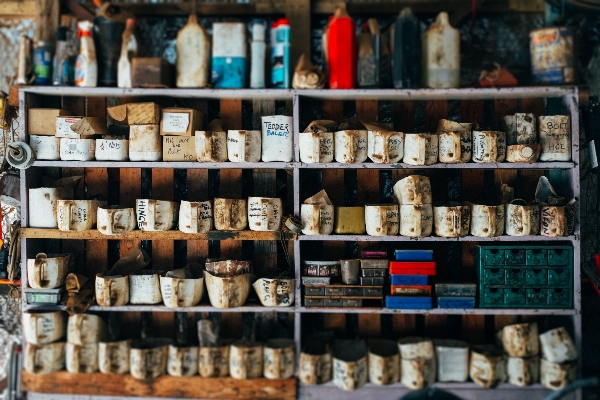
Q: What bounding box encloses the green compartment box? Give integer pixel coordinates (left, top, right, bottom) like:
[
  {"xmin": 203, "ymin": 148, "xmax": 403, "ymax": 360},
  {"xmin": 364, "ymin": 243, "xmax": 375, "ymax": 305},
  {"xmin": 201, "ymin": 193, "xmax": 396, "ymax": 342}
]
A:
[{"xmin": 476, "ymin": 245, "xmax": 573, "ymax": 309}]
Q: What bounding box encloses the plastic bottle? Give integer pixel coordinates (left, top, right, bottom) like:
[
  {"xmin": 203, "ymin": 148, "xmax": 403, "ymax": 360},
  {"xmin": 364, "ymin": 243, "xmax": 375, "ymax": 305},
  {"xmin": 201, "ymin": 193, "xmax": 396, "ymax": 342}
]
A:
[
  {"xmin": 118, "ymin": 18, "xmax": 138, "ymax": 88},
  {"xmin": 250, "ymin": 20, "xmax": 266, "ymax": 89},
  {"xmin": 326, "ymin": 7, "xmax": 356, "ymax": 89},
  {"xmin": 271, "ymin": 18, "xmax": 291, "ymax": 88},
  {"xmin": 53, "ymin": 27, "xmax": 70, "ymax": 86},
  {"xmin": 75, "ymin": 21, "xmax": 98, "ymax": 87},
  {"xmin": 33, "ymin": 41, "xmax": 52, "ymax": 85},
  {"xmin": 422, "ymin": 12, "xmax": 460, "ymax": 88},
  {"xmin": 393, "ymin": 7, "xmax": 421, "ymax": 88},
  {"xmin": 176, "ymin": 14, "xmax": 210, "ymax": 88}
]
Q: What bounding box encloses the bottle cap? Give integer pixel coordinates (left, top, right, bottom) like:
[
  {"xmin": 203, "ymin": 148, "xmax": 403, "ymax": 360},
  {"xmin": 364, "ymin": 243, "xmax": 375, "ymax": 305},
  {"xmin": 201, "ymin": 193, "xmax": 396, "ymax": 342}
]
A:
[{"xmin": 277, "ymin": 18, "xmax": 290, "ymax": 26}]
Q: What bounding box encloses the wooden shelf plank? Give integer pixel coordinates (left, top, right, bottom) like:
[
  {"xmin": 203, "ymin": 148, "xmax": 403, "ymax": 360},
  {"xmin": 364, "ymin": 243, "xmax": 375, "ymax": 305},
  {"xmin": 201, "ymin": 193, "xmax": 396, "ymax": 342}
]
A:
[
  {"xmin": 23, "ymin": 303, "xmax": 295, "ymax": 313},
  {"xmin": 20, "ymin": 228, "xmax": 295, "ymax": 241},
  {"xmin": 298, "ymin": 162, "xmax": 575, "ymax": 170},
  {"xmin": 298, "ymin": 234, "xmax": 577, "ymax": 242},
  {"xmin": 297, "ymin": 307, "xmax": 577, "ymax": 315},
  {"xmin": 21, "ymin": 371, "xmax": 296, "ymax": 400}
]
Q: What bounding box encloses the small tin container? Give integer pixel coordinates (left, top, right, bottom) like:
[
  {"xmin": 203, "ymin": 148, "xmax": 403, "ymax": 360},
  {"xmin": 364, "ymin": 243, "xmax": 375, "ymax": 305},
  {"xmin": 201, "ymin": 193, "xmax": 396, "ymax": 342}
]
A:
[
  {"xmin": 360, "ymin": 259, "xmax": 388, "ymax": 269},
  {"xmin": 360, "ymin": 277, "xmax": 384, "ymax": 286},
  {"xmin": 303, "ymin": 260, "xmax": 340, "ymax": 277},
  {"xmin": 434, "ymin": 283, "xmax": 477, "ymax": 297},
  {"xmin": 362, "ymin": 268, "xmax": 387, "ymax": 277},
  {"xmin": 301, "ymin": 276, "xmax": 332, "ymax": 285}
]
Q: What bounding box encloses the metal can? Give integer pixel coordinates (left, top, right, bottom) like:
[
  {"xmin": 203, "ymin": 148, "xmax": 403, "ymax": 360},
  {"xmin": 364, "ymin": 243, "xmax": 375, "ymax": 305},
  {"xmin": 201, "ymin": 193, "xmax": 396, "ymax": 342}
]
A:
[{"xmin": 530, "ymin": 27, "xmax": 576, "ymax": 84}]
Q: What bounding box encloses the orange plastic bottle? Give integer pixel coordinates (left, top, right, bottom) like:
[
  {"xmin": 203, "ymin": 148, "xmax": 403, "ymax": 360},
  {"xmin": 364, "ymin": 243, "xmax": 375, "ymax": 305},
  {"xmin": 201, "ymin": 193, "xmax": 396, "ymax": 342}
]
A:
[{"xmin": 326, "ymin": 7, "xmax": 356, "ymax": 89}]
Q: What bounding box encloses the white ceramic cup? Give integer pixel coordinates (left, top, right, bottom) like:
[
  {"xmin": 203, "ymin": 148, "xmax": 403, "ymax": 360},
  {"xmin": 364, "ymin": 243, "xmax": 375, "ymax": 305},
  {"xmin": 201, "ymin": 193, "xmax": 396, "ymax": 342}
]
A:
[
  {"xmin": 57, "ymin": 200, "xmax": 104, "ymax": 231},
  {"xmin": 540, "ymin": 205, "xmax": 567, "ymax": 237},
  {"xmin": 97, "ymin": 206, "xmax": 136, "ymax": 235},
  {"xmin": 365, "ymin": 204, "xmax": 399, "ymax": 236},
  {"xmin": 229, "ymin": 340, "xmax": 263, "ymax": 379},
  {"xmin": 199, "ymin": 343, "xmax": 230, "ymax": 377},
  {"xmin": 30, "ymin": 135, "xmax": 60, "ymax": 160},
  {"xmin": 227, "ymin": 130, "xmax": 262, "ymax": 162},
  {"xmin": 438, "ymin": 131, "xmax": 463, "ymax": 163},
  {"xmin": 24, "ymin": 342, "xmax": 65, "ymax": 374},
  {"xmin": 135, "ymin": 199, "xmax": 178, "ymax": 231},
  {"xmin": 471, "ymin": 204, "xmax": 503, "ymax": 237},
  {"xmin": 399, "ymin": 204, "xmax": 433, "ymax": 237},
  {"xmin": 167, "ymin": 344, "xmax": 199, "ymax": 377},
  {"xmin": 505, "ymin": 200, "xmax": 540, "ymax": 236},
  {"xmin": 204, "ymin": 271, "xmax": 251, "ymax": 308},
  {"xmin": 159, "ymin": 276, "xmax": 204, "ymax": 308},
  {"xmin": 23, "ymin": 311, "xmax": 66, "ymax": 344},
  {"xmin": 129, "ymin": 124, "xmax": 161, "ymax": 162},
  {"xmin": 248, "ymin": 197, "xmax": 282, "ymax": 231},
  {"xmin": 27, "ymin": 253, "xmax": 70, "ymax": 289},
  {"xmin": 434, "ymin": 203, "xmax": 471, "ymax": 238},
  {"xmin": 29, "ymin": 188, "xmax": 61, "ymax": 228},
  {"xmin": 332, "ymin": 340, "xmax": 367, "ymax": 391},
  {"xmin": 252, "ymin": 278, "xmax": 295, "ymax": 307},
  {"xmin": 368, "ymin": 339, "xmax": 400, "ymax": 385},
  {"xmin": 213, "ymin": 198, "xmax": 248, "ymax": 231},
  {"xmin": 299, "ymin": 131, "xmax": 334, "ymax": 163},
  {"xmin": 472, "ymin": 131, "xmax": 506, "ymax": 163},
  {"xmin": 334, "ymin": 130, "xmax": 368, "ymax": 163},
  {"xmin": 301, "ymin": 204, "xmax": 334, "ymax": 235},
  {"xmin": 404, "ymin": 133, "xmax": 438, "ymax": 166},
  {"xmin": 129, "ymin": 273, "xmax": 163, "ymax": 305},
  {"xmin": 263, "ymin": 339, "xmax": 295, "ymax": 379},
  {"xmin": 98, "ymin": 339, "xmax": 131, "ymax": 374},
  {"xmin": 539, "ymin": 115, "xmax": 571, "ymax": 161},
  {"xmin": 95, "ymin": 274, "xmax": 129, "ymax": 307},
  {"xmin": 393, "ymin": 175, "xmax": 432, "ymax": 205},
  {"xmin": 179, "ymin": 200, "xmax": 213, "ymax": 234},
  {"xmin": 130, "ymin": 339, "xmax": 170, "ymax": 380},
  {"xmin": 67, "ymin": 313, "xmax": 107, "ymax": 344},
  {"xmin": 367, "ymin": 130, "xmax": 404, "ymax": 164},
  {"xmin": 195, "ymin": 131, "xmax": 228, "ymax": 162},
  {"xmin": 66, "ymin": 342, "xmax": 98, "ymax": 373}
]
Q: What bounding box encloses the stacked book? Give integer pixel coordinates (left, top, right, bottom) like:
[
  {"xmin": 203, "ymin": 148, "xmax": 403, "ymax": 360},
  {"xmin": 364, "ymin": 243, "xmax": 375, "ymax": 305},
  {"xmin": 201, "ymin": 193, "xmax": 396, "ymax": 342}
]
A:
[{"xmin": 386, "ymin": 250, "xmax": 435, "ymax": 310}]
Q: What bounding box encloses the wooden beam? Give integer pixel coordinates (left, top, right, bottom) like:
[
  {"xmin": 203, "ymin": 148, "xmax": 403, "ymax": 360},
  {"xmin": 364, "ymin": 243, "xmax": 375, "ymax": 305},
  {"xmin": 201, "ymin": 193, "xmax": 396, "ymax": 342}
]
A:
[
  {"xmin": 35, "ymin": 0, "xmax": 60, "ymax": 45},
  {"xmin": 22, "ymin": 371, "xmax": 296, "ymax": 400},
  {"xmin": 0, "ymin": 0, "xmax": 35, "ymax": 16}
]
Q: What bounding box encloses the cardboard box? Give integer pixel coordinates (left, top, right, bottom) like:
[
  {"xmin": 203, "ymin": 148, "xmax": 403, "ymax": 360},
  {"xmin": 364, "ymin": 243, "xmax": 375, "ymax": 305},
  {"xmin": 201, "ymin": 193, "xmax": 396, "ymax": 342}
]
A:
[
  {"xmin": 160, "ymin": 108, "xmax": 204, "ymax": 136},
  {"xmin": 163, "ymin": 136, "xmax": 197, "ymax": 161},
  {"xmin": 28, "ymin": 109, "xmax": 71, "ymax": 135},
  {"xmin": 131, "ymin": 58, "xmax": 174, "ymax": 88},
  {"xmin": 107, "ymin": 102, "xmax": 161, "ymax": 125},
  {"xmin": 56, "ymin": 117, "xmax": 107, "ymax": 138}
]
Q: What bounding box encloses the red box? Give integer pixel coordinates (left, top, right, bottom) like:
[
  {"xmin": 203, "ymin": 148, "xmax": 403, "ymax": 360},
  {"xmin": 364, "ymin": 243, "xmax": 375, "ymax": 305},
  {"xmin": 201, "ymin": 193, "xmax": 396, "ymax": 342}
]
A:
[
  {"xmin": 390, "ymin": 285, "xmax": 432, "ymax": 296},
  {"xmin": 389, "ymin": 261, "xmax": 436, "ymax": 275}
]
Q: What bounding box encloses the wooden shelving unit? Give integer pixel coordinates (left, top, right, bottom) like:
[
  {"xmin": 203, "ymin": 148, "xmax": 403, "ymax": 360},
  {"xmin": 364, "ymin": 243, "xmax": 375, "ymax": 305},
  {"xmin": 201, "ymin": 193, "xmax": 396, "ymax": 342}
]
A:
[{"xmin": 19, "ymin": 86, "xmax": 581, "ymax": 400}]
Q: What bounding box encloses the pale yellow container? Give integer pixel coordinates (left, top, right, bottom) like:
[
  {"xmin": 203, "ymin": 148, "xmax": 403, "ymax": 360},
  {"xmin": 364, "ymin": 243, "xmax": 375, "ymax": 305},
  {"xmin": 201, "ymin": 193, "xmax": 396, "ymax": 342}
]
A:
[{"xmin": 334, "ymin": 207, "xmax": 365, "ymax": 234}]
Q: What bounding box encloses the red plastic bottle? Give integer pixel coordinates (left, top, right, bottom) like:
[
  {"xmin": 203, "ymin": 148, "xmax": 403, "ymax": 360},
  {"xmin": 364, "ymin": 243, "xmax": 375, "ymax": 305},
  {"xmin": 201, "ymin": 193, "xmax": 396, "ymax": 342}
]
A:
[{"xmin": 326, "ymin": 7, "xmax": 356, "ymax": 89}]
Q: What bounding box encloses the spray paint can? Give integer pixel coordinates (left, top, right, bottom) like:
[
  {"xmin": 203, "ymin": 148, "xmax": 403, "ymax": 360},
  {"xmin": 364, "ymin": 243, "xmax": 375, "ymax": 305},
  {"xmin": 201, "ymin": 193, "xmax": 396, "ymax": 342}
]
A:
[{"xmin": 33, "ymin": 41, "xmax": 52, "ymax": 85}]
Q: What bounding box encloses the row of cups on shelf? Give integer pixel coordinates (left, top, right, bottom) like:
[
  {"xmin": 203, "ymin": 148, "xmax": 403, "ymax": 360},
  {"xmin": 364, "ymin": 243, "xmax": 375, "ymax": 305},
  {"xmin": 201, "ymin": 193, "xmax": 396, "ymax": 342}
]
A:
[
  {"xmin": 300, "ymin": 115, "xmax": 571, "ymax": 165},
  {"xmin": 23, "ymin": 311, "xmax": 295, "ymax": 379},
  {"xmin": 28, "ymin": 254, "xmax": 295, "ymax": 308},
  {"xmin": 29, "ymin": 188, "xmax": 283, "ymax": 233},
  {"xmin": 301, "ymin": 324, "xmax": 577, "ymax": 391},
  {"xmin": 304, "ymin": 201, "xmax": 573, "ymax": 238}
]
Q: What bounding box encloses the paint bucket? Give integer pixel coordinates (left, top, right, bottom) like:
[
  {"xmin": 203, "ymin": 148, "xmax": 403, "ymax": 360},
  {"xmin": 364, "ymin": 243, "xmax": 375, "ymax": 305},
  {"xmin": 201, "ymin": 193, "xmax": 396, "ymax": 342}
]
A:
[
  {"xmin": 60, "ymin": 138, "xmax": 95, "ymax": 161},
  {"xmin": 367, "ymin": 129, "xmax": 404, "ymax": 164},
  {"xmin": 469, "ymin": 345, "xmax": 507, "ymax": 389},
  {"xmin": 434, "ymin": 339, "xmax": 469, "ymax": 382},
  {"xmin": 500, "ymin": 322, "xmax": 539, "ymax": 358},
  {"xmin": 299, "ymin": 340, "xmax": 332, "ymax": 385},
  {"xmin": 539, "ymin": 327, "xmax": 577, "ymax": 364},
  {"xmin": 400, "ymin": 204, "xmax": 433, "ymax": 237},
  {"xmin": 261, "ymin": 115, "xmax": 293, "ymax": 162},
  {"xmin": 30, "ymin": 135, "xmax": 60, "ymax": 160},
  {"xmin": 96, "ymin": 139, "xmax": 129, "ymax": 161},
  {"xmin": 539, "ymin": 115, "xmax": 571, "ymax": 161},
  {"xmin": 129, "ymin": 124, "xmax": 161, "ymax": 161},
  {"xmin": 393, "ymin": 175, "xmax": 432, "ymax": 205},
  {"xmin": 505, "ymin": 199, "xmax": 540, "ymax": 236},
  {"xmin": 252, "ymin": 278, "xmax": 295, "ymax": 307},
  {"xmin": 29, "ymin": 188, "xmax": 61, "ymax": 228},
  {"xmin": 199, "ymin": 341, "xmax": 230, "ymax": 377},
  {"xmin": 507, "ymin": 356, "xmax": 539, "ymax": 387},
  {"xmin": 301, "ymin": 204, "xmax": 334, "ymax": 235},
  {"xmin": 404, "ymin": 133, "xmax": 438, "ymax": 165}
]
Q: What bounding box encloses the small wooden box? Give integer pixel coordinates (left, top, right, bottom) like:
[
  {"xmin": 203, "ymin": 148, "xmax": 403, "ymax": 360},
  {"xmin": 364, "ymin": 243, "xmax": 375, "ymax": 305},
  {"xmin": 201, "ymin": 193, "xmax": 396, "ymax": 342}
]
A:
[{"xmin": 132, "ymin": 58, "xmax": 174, "ymax": 88}]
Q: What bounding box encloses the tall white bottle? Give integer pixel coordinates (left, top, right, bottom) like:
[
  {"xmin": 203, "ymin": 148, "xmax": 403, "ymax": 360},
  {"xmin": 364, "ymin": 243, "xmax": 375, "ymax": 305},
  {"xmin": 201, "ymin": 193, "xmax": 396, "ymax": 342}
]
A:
[
  {"xmin": 422, "ymin": 12, "xmax": 460, "ymax": 88},
  {"xmin": 250, "ymin": 21, "xmax": 266, "ymax": 89},
  {"xmin": 75, "ymin": 21, "xmax": 98, "ymax": 87},
  {"xmin": 117, "ymin": 18, "xmax": 138, "ymax": 88},
  {"xmin": 176, "ymin": 14, "xmax": 210, "ymax": 88}
]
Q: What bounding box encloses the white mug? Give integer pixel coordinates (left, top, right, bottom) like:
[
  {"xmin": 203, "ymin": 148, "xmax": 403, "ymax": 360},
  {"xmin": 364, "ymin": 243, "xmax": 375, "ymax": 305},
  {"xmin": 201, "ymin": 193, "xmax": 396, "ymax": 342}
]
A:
[
  {"xmin": 472, "ymin": 131, "xmax": 506, "ymax": 163},
  {"xmin": 261, "ymin": 115, "xmax": 293, "ymax": 162},
  {"xmin": 263, "ymin": 339, "xmax": 295, "ymax": 379},
  {"xmin": 248, "ymin": 197, "xmax": 282, "ymax": 231},
  {"xmin": 334, "ymin": 130, "xmax": 368, "ymax": 163},
  {"xmin": 99, "ymin": 339, "xmax": 131, "ymax": 374},
  {"xmin": 504, "ymin": 113, "xmax": 537, "ymax": 145},
  {"xmin": 229, "ymin": 341, "xmax": 263, "ymax": 379},
  {"xmin": 227, "ymin": 130, "xmax": 261, "ymax": 162},
  {"xmin": 539, "ymin": 327, "xmax": 577, "ymax": 364},
  {"xmin": 24, "ymin": 342, "xmax": 65, "ymax": 374},
  {"xmin": 167, "ymin": 344, "xmax": 199, "ymax": 377},
  {"xmin": 97, "ymin": 206, "xmax": 135, "ymax": 235},
  {"xmin": 253, "ymin": 278, "xmax": 295, "ymax": 307},
  {"xmin": 135, "ymin": 199, "xmax": 178, "ymax": 231},
  {"xmin": 29, "ymin": 188, "xmax": 61, "ymax": 228},
  {"xmin": 60, "ymin": 138, "xmax": 95, "ymax": 161},
  {"xmin": 299, "ymin": 131, "xmax": 334, "ymax": 163},
  {"xmin": 368, "ymin": 339, "xmax": 400, "ymax": 385},
  {"xmin": 130, "ymin": 339, "xmax": 170, "ymax": 380},
  {"xmin": 438, "ymin": 131, "xmax": 463, "ymax": 163},
  {"xmin": 66, "ymin": 342, "xmax": 98, "ymax": 373},
  {"xmin": 365, "ymin": 204, "xmax": 399, "ymax": 236},
  {"xmin": 434, "ymin": 203, "xmax": 471, "ymax": 238},
  {"xmin": 57, "ymin": 200, "xmax": 104, "ymax": 231},
  {"xmin": 539, "ymin": 115, "xmax": 571, "ymax": 161},
  {"xmin": 404, "ymin": 133, "xmax": 438, "ymax": 166},
  {"xmin": 541, "ymin": 205, "xmax": 567, "ymax": 237},
  {"xmin": 95, "ymin": 139, "xmax": 129, "ymax": 161},
  {"xmin": 129, "ymin": 273, "xmax": 163, "ymax": 305},
  {"xmin": 67, "ymin": 314, "xmax": 107, "ymax": 344},
  {"xmin": 195, "ymin": 131, "xmax": 228, "ymax": 162},
  {"xmin": 434, "ymin": 340, "xmax": 469, "ymax": 383},
  {"xmin": 299, "ymin": 348, "xmax": 332, "ymax": 385},
  {"xmin": 204, "ymin": 271, "xmax": 251, "ymax": 308},
  {"xmin": 179, "ymin": 200, "xmax": 213, "ymax": 234},
  {"xmin": 500, "ymin": 322, "xmax": 539, "ymax": 358},
  {"xmin": 540, "ymin": 358, "xmax": 576, "ymax": 390},
  {"xmin": 95, "ymin": 274, "xmax": 129, "ymax": 307},
  {"xmin": 469, "ymin": 346, "xmax": 507, "ymax": 389},
  {"xmin": 505, "ymin": 200, "xmax": 540, "ymax": 236},
  {"xmin": 27, "ymin": 253, "xmax": 70, "ymax": 289},
  {"xmin": 30, "ymin": 135, "xmax": 60, "ymax": 160},
  {"xmin": 367, "ymin": 130, "xmax": 404, "ymax": 164},
  {"xmin": 437, "ymin": 119, "xmax": 473, "ymax": 162},
  {"xmin": 471, "ymin": 204, "xmax": 503, "ymax": 237},
  {"xmin": 393, "ymin": 175, "xmax": 432, "ymax": 205},
  {"xmin": 213, "ymin": 198, "xmax": 248, "ymax": 230},
  {"xmin": 159, "ymin": 276, "xmax": 204, "ymax": 308},
  {"xmin": 23, "ymin": 311, "xmax": 66, "ymax": 344},
  {"xmin": 301, "ymin": 204, "xmax": 334, "ymax": 235},
  {"xmin": 199, "ymin": 343, "xmax": 230, "ymax": 377},
  {"xmin": 399, "ymin": 204, "xmax": 433, "ymax": 237},
  {"xmin": 129, "ymin": 124, "xmax": 161, "ymax": 162}
]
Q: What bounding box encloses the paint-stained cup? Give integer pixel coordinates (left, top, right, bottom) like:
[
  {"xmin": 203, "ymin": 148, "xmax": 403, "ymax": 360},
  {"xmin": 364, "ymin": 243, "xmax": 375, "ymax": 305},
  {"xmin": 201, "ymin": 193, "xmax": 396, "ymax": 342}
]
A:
[
  {"xmin": 129, "ymin": 124, "xmax": 161, "ymax": 162},
  {"xmin": 367, "ymin": 130, "xmax": 404, "ymax": 164},
  {"xmin": 27, "ymin": 253, "xmax": 70, "ymax": 290},
  {"xmin": 129, "ymin": 272, "xmax": 163, "ymax": 305},
  {"xmin": 67, "ymin": 314, "xmax": 107, "ymax": 345},
  {"xmin": 213, "ymin": 198, "xmax": 248, "ymax": 231},
  {"xmin": 437, "ymin": 119, "xmax": 473, "ymax": 162},
  {"xmin": 504, "ymin": 113, "xmax": 537, "ymax": 145},
  {"xmin": 506, "ymin": 144, "xmax": 541, "ymax": 163},
  {"xmin": 66, "ymin": 342, "xmax": 98, "ymax": 373},
  {"xmin": 334, "ymin": 130, "xmax": 368, "ymax": 163},
  {"xmin": 263, "ymin": 339, "xmax": 295, "ymax": 379},
  {"xmin": 227, "ymin": 130, "xmax": 261, "ymax": 162},
  {"xmin": 261, "ymin": 115, "xmax": 293, "ymax": 162},
  {"xmin": 438, "ymin": 131, "xmax": 463, "ymax": 163},
  {"xmin": 24, "ymin": 342, "xmax": 65, "ymax": 374},
  {"xmin": 195, "ymin": 131, "xmax": 228, "ymax": 162},
  {"xmin": 247, "ymin": 197, "xmax": 282, "ymax": 231},
  {"xmin": 469, "ymin": 346, "xmax": 507, "ymax": 389},
  {"xmin": 539, "ymin": 115, "xmax": 571, "ymax": 161},
  {"xmin": 96, "ymin": 139, "xmax": 129, "ymax": 161},
  {"xmin": 433, "ymin": 202, "xmax": 471, "ymax": 238},
  {"xmin": 57, "ymin": 200, "xmax": 104, "ymax": 231},
  {"xmin": 167, "ymin": 344, "xmax": 199, "ymax": 377},
  {"xmin": 399, "ymin": 204, "xmax": 433, "ymax": 237},
  {"xmin": 229, "ymin": 340, "xmax": 263, "ymax": 379},
  {"xmin": 393, "ymin": 175, "xmax": 432, "ymax": 205},
  {"xmin": 299, "ymin": 131, "xmax": 334, "ymax": 163},
  {"xmin": 199, "ymin": 342, "xmax": 230, "ymax": 377},
  {"xmin": 130, "ymin": 338, "xmax": 171, "ymax": 380},
  {"xmin": 505, "ymin": 200, "xmax": 540, "ymax": 236},
  {"xmin": 540, "ymin": 205, "xmax": 567, "ymax": 237},
  {"xmin": 540, "ymin": 358, "xmax": 576, "ymax": 390},
  {"xmin": 301, "ymin": 204, "xmax": 334, "ymax": 235},
  {"xmin": 95, "ymin": 274, "xmax": 129, "ymax": 307},
  {"xmin": 434, "ymin": 340, "xmax": 469, "ymax": 383},
  {"xmin": 252, "ymin": 278, "xmax": 295, "ymax": 307},
  {"xmin": 97, "ymin": 206, "xmax": 135, "ymax": 235},
  {"xmin": 332, "ymin": 340, "xmax": 367, "ymax": 391},
  {"xmin": 299, "ymin": 341, "xmax": 332, "ymax": 385},
  {"xmin": 471, "ymin": 204, "xmax": 503, "ymax": 237},
  {"xmin": 507, "ymin": 356, "xmax": 539, "ymax": 387},
  {"xmin": 179, "ymin": 200, "xmax": 213, "ymax": 234},
  {"xmin": 159, "ymin": 276, "xmax": 204, "ymax": 308},
  {"xmin": 368, "ymin": 339, "xmax": 400, "ymax": 385},
  {"xmin": 23, "ymin": 311, "xmax": 66, "ymax": 344},
  {"xmin": 339, "ymin": 259, "xmax": 360, "ymax": 284},
  {"xmin": 135, "ymin": 199, "xmax": 178, "ymax": 231},
  {"xmin": 404, "ymin": 133, "xmax": 438, "ymax": 166},
  {"xmin": 29, "ymin": 188, "xmax": 61, "ymax": 228},
  {"xmin": 472, "ymin": 131, "xmax": 506, "ymax": 163},
  {"xmin": 365, "ymin": 204, "xmax": 399, "ymax": 236},
  {"xmin": 98, "ymin": 339, "xmax": 131, "ymax": 374},
  {"xmin": 204, "ymin": 271, "xmax": 251, "ymax": 308}
]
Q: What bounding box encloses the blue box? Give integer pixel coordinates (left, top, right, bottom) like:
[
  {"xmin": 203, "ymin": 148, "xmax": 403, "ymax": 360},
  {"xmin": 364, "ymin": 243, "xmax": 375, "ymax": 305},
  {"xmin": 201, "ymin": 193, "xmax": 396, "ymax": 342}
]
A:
[
  {"xmin": 395, "ymin": 250, "xmax": 433, "ymax": 261},
  {"xmin": 390, "ymin": 275, "xmax": 428, "ymax": 285},
  {"xmin": 437, "ymin": 297, "xmax": 476, "ymax": 309},
  {"xmin": 385, "ymin": 296, "xmax": 432, "ymax": 309}
]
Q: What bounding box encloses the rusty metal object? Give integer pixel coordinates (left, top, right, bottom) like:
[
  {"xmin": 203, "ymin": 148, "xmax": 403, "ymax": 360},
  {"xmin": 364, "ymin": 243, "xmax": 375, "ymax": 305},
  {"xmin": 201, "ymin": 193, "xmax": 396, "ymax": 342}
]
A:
[
  {"xmin": 469, "ymin": 345, "xmax": 507, "ymax": 389},
  {"xmin": 530, "ymin": 27, "xmax": 576, "ymax": 85},
  {"xmin": 501, "ymin": 322, "xmax": 539, "ymax": 358},
  {"xmin": 205, "ymin": 259, "xmax": 252, "ymax": 277},
  {"xmin": 203, "ymin": 271, "xmax": 251, "ymax": 309},
  {"xmin": 229, "ymin": 341, "xmax": 263, "ymax": 380},
  {"xmin": 503, "ymin": 113, "xmax": 537, "ymax": 145},
  {"xmin": 23, "ymin": 311, "xmax": 66, "ymax": 344},
  {"xmin": 368, "ymin": 339, "xmax": 399, "ymax": 385}
]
